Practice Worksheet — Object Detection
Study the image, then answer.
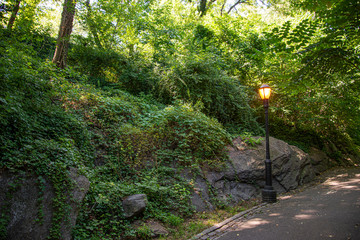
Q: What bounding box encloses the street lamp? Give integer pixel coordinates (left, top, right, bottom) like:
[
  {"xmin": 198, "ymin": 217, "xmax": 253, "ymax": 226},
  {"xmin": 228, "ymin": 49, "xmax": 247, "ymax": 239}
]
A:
[{"xmin": 259, "ymin": 84, "xmax": 277, "ymax": 203}]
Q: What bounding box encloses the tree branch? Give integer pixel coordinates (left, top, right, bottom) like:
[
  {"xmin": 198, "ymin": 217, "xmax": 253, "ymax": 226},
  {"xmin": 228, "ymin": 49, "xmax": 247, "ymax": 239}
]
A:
[
  {"xmin": 227, "ymin": 0, "xmax": 248, "ymax": 14},
  {"xmin": 221, "ymin": 1, "xmax": 226, "ymax": 16}
]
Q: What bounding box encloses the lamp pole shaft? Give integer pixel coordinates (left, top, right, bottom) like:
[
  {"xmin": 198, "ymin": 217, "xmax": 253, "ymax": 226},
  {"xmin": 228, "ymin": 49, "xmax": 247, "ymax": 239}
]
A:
[
  {"xmin": 264, "ymin": 99, "xmax": 272, "ymax": 188},
  {"xmin": 262, "ymin": 99, "xmax": 277, "ymax": 202}
]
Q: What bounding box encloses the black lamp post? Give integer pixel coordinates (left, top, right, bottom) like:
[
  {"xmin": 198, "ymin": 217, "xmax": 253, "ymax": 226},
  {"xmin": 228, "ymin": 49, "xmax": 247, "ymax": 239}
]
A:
[{"xmin": 259, "ymin": 84, "xmax": 277, "ymax": 203}]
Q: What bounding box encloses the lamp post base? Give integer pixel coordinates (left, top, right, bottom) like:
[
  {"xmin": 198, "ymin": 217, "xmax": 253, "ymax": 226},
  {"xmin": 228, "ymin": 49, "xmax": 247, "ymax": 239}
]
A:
[{"xmin": 262, "ymin": 188, "xmax": 277, "ymax": 203}]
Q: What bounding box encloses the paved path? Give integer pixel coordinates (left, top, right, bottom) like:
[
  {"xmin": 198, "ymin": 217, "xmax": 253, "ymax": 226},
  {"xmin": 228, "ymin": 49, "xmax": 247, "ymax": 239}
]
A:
[{"xmin": 190, "ymin": 167, "xmax": 360, "ymax": 240}]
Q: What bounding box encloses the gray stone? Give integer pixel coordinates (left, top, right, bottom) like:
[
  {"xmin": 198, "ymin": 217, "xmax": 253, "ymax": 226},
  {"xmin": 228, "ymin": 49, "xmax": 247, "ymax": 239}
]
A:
[
  {"xmin": 180, "ymin": 169, "xmax": 214, "ymax": 212},
  {"xmin": 122, "ymin": 194, "xmax": 148, "ymax": 218},
  {"xmin": 203, "ymin": 171, "xmax": 225, "ymax": 185},
  {"xmin": 184, "ymin": 137, "xmax": 332, "ymax": 211},
  {"xmin": 190, "ymin": 175, "xmax": 215, "ymax": 212},
  {"xmin": 229, "ymin": 182, "xmax": 258, "ymax": 201},
  {"xmin": 0, "ymin": 167, "xmax": 89, "ymax": 240},
  {"xmin": 227, "ymin": 137, "xmax": 316, "ymax": 192},
  {"xmin": 146, "ymin": 220, "xmax": 169, "ymax": 237},
  {"xmin": 190, "ymin": 191, "xmax": 214, "ymax": 212},
  {"xmin": 61, "ymin": 167, "xmax": 91, "ymax": 240},
  {"xmin": 213, "ymin": 180, "xmax": 258, "ymax": 204},
  {"xmin": 309, "ymin": 147, "xmax": 333, "ymax": 174},
  {"xmin": 132, "ymin": 220, "xmax": 168, "ymax": 238}
]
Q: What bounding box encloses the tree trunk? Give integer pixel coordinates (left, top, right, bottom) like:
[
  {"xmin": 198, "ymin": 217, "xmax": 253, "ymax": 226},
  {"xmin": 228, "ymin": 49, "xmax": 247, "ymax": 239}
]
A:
[
  {"xmin": 7, "ymin": 0, "xmax": 21, "ymax": 30},
  {"xmin": 199, "ymin": 0, "xmax": 207, "ymax": 17},
  {"xmin": 85, "ymin": 0, "xmax": 102, "ymax": 48},
  {"xmin": 198, "ymin": 0, "xmax": 216, "ymax": 17},
  {"xmin": 52, "ymin": 0, "xmax": 77, "ymax": 69}
]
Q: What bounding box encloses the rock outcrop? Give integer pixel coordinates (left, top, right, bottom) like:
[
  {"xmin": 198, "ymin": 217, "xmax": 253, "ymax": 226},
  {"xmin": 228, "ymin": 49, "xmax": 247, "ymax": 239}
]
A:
[
  {"xmin": 188, "ymin": 137, "xmax": 332, "ymax": 211},
  {"xmin": 0, "ymin": 137, "xmax": 334, "ymax": 238},
  {"xmin": 0, "ymin": 167, "xmax": 89, "ymax": 240},
  {"xmin": 309, "ymin": 147, "xmax": 334, "ymax": 175}
]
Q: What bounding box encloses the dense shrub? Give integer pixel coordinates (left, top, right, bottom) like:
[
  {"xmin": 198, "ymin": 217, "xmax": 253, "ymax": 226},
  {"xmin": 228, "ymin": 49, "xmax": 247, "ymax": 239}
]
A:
[
  {"xmin": 0, "ymin": 40, "xmax": 93, "ymax": 238},
  {"xmin": 74, "ymin": 166, "xmax": 193, "ymax": 239},
  {"xmin": 69, "ymin": 44, "xmax": 157, "ymax": 95},
  {"xmin": 156, "ymin": 52, "xmax": 263, "ymax": 136},
  {"xmin": 146, "ymin": 103, "xmax": 232, "ymax": 167},
  {"xmin": 0, "ymin": 45, "xmax": 91, "ymax": 171}
]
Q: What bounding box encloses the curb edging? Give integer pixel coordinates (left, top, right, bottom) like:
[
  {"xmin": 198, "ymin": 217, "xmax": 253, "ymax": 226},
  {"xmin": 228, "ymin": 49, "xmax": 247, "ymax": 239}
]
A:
[{"xmin": 189, "ymin": 203, "xmax": 268, "ymax": 240}]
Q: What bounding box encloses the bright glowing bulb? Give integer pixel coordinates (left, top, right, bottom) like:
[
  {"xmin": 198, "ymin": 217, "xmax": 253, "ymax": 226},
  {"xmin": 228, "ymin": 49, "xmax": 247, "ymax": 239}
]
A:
[{"xmin": 259, "ymin": 84, "xmax": 271, "ymax": 100}]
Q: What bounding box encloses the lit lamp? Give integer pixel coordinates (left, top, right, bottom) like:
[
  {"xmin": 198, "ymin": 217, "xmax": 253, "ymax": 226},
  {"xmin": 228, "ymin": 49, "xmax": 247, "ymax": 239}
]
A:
[{"xmin": 259, "ymin": 84, "xmax": 277, "ymax": 203}]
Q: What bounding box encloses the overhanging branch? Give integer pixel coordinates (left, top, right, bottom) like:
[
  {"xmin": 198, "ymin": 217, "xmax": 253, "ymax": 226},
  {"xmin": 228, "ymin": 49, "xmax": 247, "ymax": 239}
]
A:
[{"xmin": 227, "ymin": 0, "xmax": 248, "ymax": 14}]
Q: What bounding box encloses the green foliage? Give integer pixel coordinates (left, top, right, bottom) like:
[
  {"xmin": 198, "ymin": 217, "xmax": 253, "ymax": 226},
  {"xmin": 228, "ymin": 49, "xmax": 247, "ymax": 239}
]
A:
[
  {"xmin": 0, "ymin": 39, "xmax": 94, "ymax": 238},
  {"xmin": 240, "ymin": 132, "xmax": 263, "ymax": 147},
  {"xmin": 269, "ymin": 116, "xmax": 324, "ymax": 152},
  {"xmin": 146, "ymin": 103, "xmax": 232, "ymax": 167},
  {"xmin": 265, "ymin": 19, "xmax": 318, "ymax": 53},
  {"xmin": 69, "ymin": 43, "xmax": 157, "ymax": 95},
  {"xmin": 0, "ymin": 37, "xmax": 233, "ymax": 238},
  {"xmin": 73, "ymin": 179, "xmax": 131, "ymax": 239},
  {"xmin": 136, "ymin": 224, "xmax": 152, "ymax": 239},
  {"xmin": 156, "ymin": 52, "xmax": 263, "ymax": 135},
  {"xmin": 0, "ymin": 42, "xmax": 90, "ymax": 170},
  {"xmin": 74, "ymin": 166, "xmax": 193, "ymax": 239},
  {"xmin": 161, "ymin": 213, "xmax": 184, "ymax": 227},
  {"xmin": 257, "ymin": 4, "xmax": 360, "ymax": 158},
  {"xmin": 1, "ymin": 1, "xmax": 359, "ymax": 239},
  {"xmin": 63, "ymin": 82, "xmax": 232, "ymax": 238}
]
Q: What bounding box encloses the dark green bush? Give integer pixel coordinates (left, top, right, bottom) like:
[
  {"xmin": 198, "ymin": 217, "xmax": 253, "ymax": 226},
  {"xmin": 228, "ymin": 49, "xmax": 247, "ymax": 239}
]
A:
[
  {"xmin": 69, "ymin": 44, "xmax": 157, "ymax": 95},
  {"xmin": 269, "ymin": 116, "xmax": 323, "ymax": 153},
  {"xmin": 147, "ymin": 103, "xmax": 232, "ymax": 167},
  {"xmin": 0, "ymin": 40, "xmax": 93, "ymax": 238},
  {"xmin": 0, "ymin": 45, "xmax": 91, "ymax": 171},
  {"xmin": 156, "ymin": 52, "xmax": 263, "ymax": 135}
]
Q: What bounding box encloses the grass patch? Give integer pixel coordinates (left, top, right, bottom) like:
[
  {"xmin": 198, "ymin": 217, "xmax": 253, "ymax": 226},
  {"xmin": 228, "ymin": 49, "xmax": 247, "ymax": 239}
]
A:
[{"xmin": 158, "ymin": 198, "xmax": 261, "ymax": 240}]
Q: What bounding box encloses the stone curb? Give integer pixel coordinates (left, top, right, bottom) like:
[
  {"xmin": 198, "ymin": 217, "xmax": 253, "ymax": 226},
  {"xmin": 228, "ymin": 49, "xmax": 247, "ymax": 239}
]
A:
[{"xmin": 189, "ymin": 203, "xmax": 269, "ymax": 240}]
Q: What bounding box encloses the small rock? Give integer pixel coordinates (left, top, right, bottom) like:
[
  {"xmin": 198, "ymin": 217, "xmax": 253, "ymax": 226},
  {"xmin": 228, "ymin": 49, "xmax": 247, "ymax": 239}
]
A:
[
  {"xmin": 122, "ymin": 194, "xmax": 147, "ymax": 218},
  {"xmin": 147, "ymin": 220, "xmax": 169, "ymax": 237},
  {"xmin": 133, "ymin": 220, "xmax": 168, "ymax": 238}
]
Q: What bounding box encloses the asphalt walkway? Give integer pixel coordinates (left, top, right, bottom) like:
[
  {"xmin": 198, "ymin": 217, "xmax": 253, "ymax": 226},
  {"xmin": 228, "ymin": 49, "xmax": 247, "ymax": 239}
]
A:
[{"xmin": 191, "ymin": 167, "xmax": 360, "ymax": 240}]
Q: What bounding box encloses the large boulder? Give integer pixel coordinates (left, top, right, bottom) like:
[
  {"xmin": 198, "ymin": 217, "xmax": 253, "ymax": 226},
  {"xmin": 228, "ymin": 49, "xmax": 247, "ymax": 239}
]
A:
[
  {"xmin": 225, "ymin": 137, "xmax": 316, "ymax": 191},
  {"xmin": 188, "ymin": 137, "xmax": 330, "ymax": 211},
  {"xmin": 0, "ymin": 167, "xmax": 89, "ymax": 240}
]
